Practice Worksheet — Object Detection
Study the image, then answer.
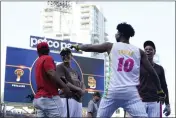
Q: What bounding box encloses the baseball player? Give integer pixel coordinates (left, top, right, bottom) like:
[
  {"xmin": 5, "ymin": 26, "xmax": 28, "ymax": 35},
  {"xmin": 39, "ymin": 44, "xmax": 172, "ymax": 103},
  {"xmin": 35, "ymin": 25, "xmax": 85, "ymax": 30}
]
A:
[
  {"xmin": 138, "ymin": 40, "xmax": 171, "ymax": 117},
  {"xmin": 33, "ymin": 42, "xmax": 71, "ymax": 117},
  {"xmin": 87, "ymin": 92, "xmax": 101, "ymax": 118},
  {"xmin": 71, "ymin": 22, "xmax": 166, "ymax": 117},
  {"xmin": 56, "ymin": 48, "xmax": 86, "ymax": 117}
]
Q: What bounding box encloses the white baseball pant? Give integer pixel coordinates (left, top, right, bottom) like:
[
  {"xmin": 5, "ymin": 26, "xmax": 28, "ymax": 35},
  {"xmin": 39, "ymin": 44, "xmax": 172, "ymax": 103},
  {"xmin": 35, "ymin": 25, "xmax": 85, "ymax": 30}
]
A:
[
  {"xmin": 97, "ymin": 97, "xmax": 147, "ymax": 118},
  {"xmin": 61, "ymin": 98, "xmax": 82, "ymax": 117},
  {"xmin": 144, "ymin": 102, "xmax": 161, "ymax": 117}
]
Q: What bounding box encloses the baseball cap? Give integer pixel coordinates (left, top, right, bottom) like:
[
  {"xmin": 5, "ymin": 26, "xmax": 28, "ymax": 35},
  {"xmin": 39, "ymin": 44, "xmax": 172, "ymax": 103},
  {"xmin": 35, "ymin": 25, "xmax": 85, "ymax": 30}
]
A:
[
  {"xmin": 37, "ymin": 42, "xmax": 49, "ymax": 51},
  {"xmin": 93, "ymin": 92, "xmax": 101, "ymax": 97},
  {"xmin": 143, "ymin": 40, "xmax": 156, "ymax": 51}
]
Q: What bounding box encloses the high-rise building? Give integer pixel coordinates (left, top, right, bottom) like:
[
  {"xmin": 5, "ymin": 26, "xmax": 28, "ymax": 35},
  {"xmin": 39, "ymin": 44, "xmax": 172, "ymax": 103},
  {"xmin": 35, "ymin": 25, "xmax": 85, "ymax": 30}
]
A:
[
  {"xmin": 40, "ymin": 1, "xmax": 73, "ymax": 40},
  {"xmin": 40, "ymin": 1, "xmax": 108, "ymax": 56},
  {"xmin": 40, "ymin": 1, "xmax": 110, "ymax": 79}
]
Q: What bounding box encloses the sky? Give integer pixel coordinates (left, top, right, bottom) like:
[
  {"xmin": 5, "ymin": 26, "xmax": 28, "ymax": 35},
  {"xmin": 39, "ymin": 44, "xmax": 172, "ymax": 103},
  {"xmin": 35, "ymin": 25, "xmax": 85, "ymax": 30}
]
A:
[{"xmin": 1, "ymin": 1, "xmax": 175, "ymax": 116}]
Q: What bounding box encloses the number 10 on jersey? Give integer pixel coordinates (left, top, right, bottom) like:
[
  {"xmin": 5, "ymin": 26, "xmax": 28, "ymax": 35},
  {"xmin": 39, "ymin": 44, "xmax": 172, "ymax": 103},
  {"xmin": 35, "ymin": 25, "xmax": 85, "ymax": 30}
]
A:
[{"xmin": 117, "ymin": 57, "xmax": 134, "ymax": 72}]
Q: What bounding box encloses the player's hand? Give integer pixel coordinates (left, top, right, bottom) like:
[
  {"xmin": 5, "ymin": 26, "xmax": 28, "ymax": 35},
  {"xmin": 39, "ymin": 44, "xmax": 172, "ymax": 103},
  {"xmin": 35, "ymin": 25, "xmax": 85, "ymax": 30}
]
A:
[
  {"xmin": 70, "ymin": 44, "xmax": 80, "ymax": 51},
  {"xmin": 77, "ymin": 88, "xmax": 85, "ymax": 96},
  {"xmin": 157, "ymin": 90, "xmax": 166, "ymax": 104},
  {"xmin": 163, "ymin": 104, "xmax": 171, "ymax": 116},
  {"xmin": 62, "ymin": 86, "xmax": 71, "ymax": 95},
  {"xmin": 74, "ymin": 92, "xmax": 82, "ymax": 99},
  {"xmin": 65, "ymin": 91, "xmax": 74, "ymax": 98}
]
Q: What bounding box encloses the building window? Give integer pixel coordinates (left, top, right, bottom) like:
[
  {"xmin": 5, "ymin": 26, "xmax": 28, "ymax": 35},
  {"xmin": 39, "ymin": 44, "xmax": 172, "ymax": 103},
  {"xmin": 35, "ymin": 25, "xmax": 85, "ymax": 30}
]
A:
[
  {"xmin": 63, "ymin": 34, "xmax": 70, "ymax": 36},
  {"xmin": 81, "ymin": 6, "xmax": 89, "ymax": 8},
  {"xmin": 81, "ymin": 16, "xmax": 89, "ymax": 20},
  {"xmin": 96, "ymin": 26, "xmax": 99, "ymax": 32},
  {"xmin": 81, "ymin": 22, "xmax": 89, "ymax": 29},
  {"xmin": 81, "ymin": 11, "xmax": 90, "ymax": 14},
  {"xmin": 63, "ymin": 39, "xmax": 70, "ymax": 41},
  {"xmin": 44, "ymin": 16, "xmax": 53, "ymax": 19},
  {"xmin": 44, "ymin": 8, "xmax": 53, "ymax": 12},
  {"xmin": 43, "ymin": 26, "xmax": 52, "ymax": 29},
  {"xmin": 56, "ymin": 34, "xmax": 62, "ymax": 37},
  {"xmin": 45, "ymin": 21, "xmax": 53, "ymax": 23}
]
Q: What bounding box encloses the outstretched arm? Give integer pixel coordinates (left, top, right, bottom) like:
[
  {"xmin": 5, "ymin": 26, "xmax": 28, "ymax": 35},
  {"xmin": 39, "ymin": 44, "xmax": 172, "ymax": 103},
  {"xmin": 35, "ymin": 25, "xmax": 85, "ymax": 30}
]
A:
[
  {"xmin": 73, "ymin": 42, "xmax": 113, "ymax": 54},
  {"xmin": 140, "ymin": 49, "xmax": 162, "ymax": 91}
]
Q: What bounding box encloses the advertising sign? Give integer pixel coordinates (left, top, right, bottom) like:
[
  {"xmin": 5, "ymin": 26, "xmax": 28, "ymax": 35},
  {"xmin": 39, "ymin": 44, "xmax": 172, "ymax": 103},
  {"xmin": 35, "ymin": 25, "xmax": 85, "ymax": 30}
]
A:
[
  {"xmin": 4, "ymin": 47, "xmax": 104, "ymax": 107},
  {"xmin": 30, "ymin": 35, "xmax": 82, "ymax": 54}
]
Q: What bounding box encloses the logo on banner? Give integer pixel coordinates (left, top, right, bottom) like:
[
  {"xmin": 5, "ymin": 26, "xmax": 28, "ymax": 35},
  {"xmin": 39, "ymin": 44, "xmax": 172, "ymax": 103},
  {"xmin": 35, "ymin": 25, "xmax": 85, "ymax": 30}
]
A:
[
  {"xmin": 14, "ymin": 69, "xmax": 24, "ymax": 82},
  {"xmin": 30, "ymin": 35, "xmax": 82, "ymax": 54},
  {"xmin": 88, "ymin": 76, "xmax": 96, "ymax": 89}
]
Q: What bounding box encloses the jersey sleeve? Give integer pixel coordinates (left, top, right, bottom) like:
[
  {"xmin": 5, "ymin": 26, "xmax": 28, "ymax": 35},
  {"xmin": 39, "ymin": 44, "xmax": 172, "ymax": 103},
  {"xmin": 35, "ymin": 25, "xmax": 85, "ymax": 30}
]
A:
[{"xmin": 43, "ymin": 56, "xmax": 55, "ymax": 72}]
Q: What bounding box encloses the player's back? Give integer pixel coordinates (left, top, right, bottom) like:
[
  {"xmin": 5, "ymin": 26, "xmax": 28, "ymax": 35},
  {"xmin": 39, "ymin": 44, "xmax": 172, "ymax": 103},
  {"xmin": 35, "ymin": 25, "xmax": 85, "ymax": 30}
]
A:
[
  {"xmin": 105, "ymin": 42, "xmax": 141, "ymax": 99},
  {"xmin": 35, "ymin": 55, "xmax": 58, "ymax": 98}
]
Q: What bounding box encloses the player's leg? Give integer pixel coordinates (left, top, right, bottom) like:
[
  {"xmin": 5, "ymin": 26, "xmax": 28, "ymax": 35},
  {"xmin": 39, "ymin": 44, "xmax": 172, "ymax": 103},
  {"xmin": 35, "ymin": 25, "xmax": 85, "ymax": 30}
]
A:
[
  {"xmin": 35, "ymin": 109, "xmax": 46, "ymax": 117},
  {"xmin": 72, "ymin": 99, "xmax": 82, "ymax": 118},
  {"xmin": 61, "ymin": 98, "xmax": 67, "ymax": 117},
  {"xmin": 76, "ymin": 101, "xmax": 83, "ymax": 117},
  {"xmin": 70, "ymin": 99, "xmax": 82, "ymax": 117},
  {"xmin": 33, "ymin": 96, "xmax": 64, "ymax": 117},
  {"xmin": 97, "ymin": 97, "xmax": 119, "ymax": 118},
  {"xmin": 33, "ymin": 98, "xmax": 46, "ymax": 117},
  {"xmin": 123, "ymin": 98, "xmax": 147, "ymax": 117},
  {"xmin": 146, "ymin": 102, "xmax": 160, "ymax": 117}
]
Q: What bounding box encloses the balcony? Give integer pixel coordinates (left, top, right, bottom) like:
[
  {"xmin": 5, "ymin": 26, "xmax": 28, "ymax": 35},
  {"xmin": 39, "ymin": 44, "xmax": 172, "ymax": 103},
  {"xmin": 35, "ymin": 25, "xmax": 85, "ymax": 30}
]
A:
[
  {"xmin": 81, "ymin": 19, "xmax": 90, "ymax": 24},
  {"xmin": 81, "ymin": 5, "xmax": 90, "ymax": 9},
  {"xmin": 45, "ymin": 20, "xmax": 53, "ymax": 23},
  {"xmin": 81, "ymin": 16, "xmax": 90, "ymax": 19},
  {"xmin": 92, "ymin": 38, "xmax": 99, "ymax": 44},
  {"xmin": 44, "ymin": 8, "xmax": 54, "ymax": 12},
  {"xmin": 104, "ymin": 17, "xmax": 107, "ymax": 22},
  {"xmin": 81, "ymin": 12, "xmax": 90, "ymax": 17},
  {"xmin": 43, "ymin": 25, "xmax": 53, "ymax": 29},
  {"xmin": 56, "ymin": 34, "xmax": 62, "ymax": 37},
  {"xmin": 80, "ymin": 7, "xmax": 90, "ymax": 13},
  {"xmin": 91, "ymin": 33, "xmax": 99, "ymax": 38}
]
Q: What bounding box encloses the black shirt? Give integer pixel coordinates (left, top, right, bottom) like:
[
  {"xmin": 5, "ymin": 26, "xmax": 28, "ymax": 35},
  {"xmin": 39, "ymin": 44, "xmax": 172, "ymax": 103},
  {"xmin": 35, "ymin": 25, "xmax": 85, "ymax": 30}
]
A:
[{"xmin": 138, "ymin": 63, "xmax": 169, "ymax": 105}]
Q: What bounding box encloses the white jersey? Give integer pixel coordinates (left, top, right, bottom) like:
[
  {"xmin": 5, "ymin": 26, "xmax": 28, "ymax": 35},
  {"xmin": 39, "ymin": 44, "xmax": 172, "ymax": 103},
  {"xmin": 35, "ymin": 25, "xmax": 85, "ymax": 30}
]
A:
[{"xmin": 104, "ymin": 42, "xmax": 141, "ymax": 99}]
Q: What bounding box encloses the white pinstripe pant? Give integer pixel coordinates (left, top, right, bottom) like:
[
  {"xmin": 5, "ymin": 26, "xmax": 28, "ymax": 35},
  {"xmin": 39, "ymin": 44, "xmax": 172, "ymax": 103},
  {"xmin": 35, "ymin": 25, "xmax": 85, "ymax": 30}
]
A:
[
  {"xmin": 61, "ymin": 98, "xmax": 82, "ymax": 117},
  {"xmin": 97, "ymin": 97, "xmax": 147, "ymax": 118},
  {"xmin": 144, "ymin": 102, "xmax": 161, "ymax": 117}
]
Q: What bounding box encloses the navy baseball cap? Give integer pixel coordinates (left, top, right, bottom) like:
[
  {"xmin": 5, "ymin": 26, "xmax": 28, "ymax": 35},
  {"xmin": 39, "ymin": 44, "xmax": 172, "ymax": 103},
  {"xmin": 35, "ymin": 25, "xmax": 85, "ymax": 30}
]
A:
[
  {"xmin": 60, "ymin": 48, "xmax": 72, "ymax": 56},
  {"xmin": 93, "ymin": 92, "xmax": 101, "ymax": 97},
  {"xmin": 144, "ymin": 40, "xmax": 156, "ymax": 51}
]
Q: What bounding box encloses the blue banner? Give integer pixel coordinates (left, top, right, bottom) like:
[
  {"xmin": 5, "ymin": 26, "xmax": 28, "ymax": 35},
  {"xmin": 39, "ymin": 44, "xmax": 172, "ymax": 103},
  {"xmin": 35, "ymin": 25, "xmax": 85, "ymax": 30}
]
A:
[
  {"xmin": 30, "ymin": 35, "xmax": 83, "ymax": 54},
  {"xmin": 4, "ymin": 47, "xmax": 104, "ymax": 107}
]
